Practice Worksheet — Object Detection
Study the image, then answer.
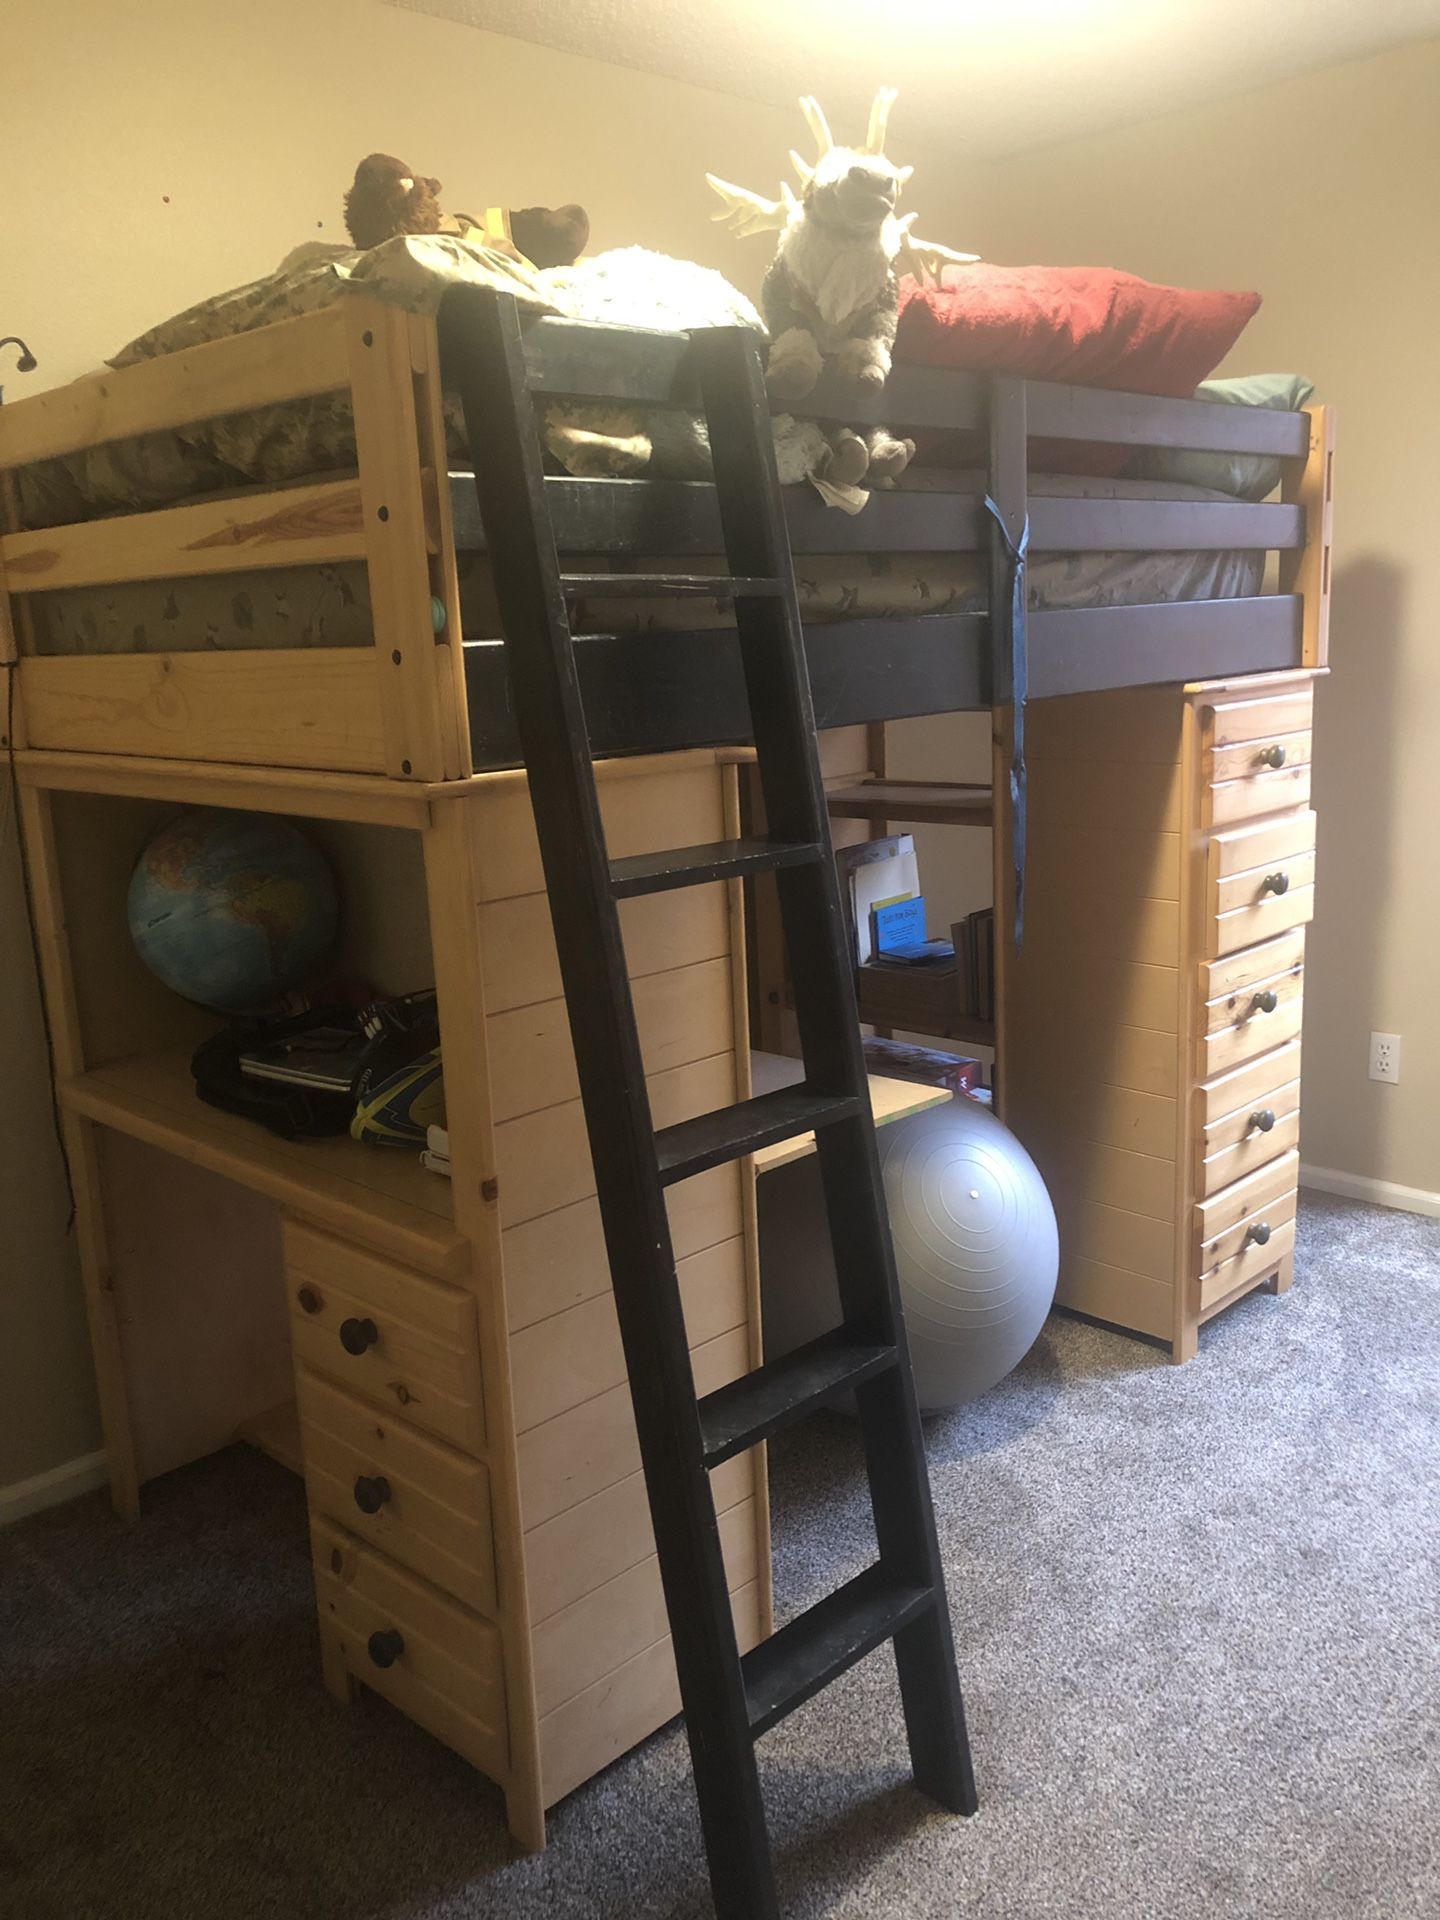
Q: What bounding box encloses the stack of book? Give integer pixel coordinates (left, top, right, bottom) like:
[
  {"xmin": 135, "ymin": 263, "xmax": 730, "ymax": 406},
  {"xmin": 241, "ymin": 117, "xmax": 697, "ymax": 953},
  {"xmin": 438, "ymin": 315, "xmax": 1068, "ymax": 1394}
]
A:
[{"xmin": 951, "ymin": 906, "xmax": 997, "ymax": 1023}]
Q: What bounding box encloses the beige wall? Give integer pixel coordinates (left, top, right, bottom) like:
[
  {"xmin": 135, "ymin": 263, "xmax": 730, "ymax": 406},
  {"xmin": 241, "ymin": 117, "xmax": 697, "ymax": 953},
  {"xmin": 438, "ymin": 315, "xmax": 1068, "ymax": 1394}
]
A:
[
  {"xmin": 982, "ymin": 39, "xmax": 1440, "ymax": 1197},
  {"xmin": 2, "ymin": 0, "xmax": 810, "ymax": 390},
  {"xmin": 0, "ymin": 0, "xmax": 822, "ymax": 1493}
]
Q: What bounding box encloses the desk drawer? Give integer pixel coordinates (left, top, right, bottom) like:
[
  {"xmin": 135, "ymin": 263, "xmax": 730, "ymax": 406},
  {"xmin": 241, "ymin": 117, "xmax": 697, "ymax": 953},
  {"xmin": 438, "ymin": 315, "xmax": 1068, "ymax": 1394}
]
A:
[
  {"xmin": 285, "ymin": 1223, "xmax": 485, "ymax": 1456},
  {"xmin": 299, "ymin": 1368, "xmax": 496, "ymax": 1617},
  {"xmin": 311, "ymin": 1515, "xmax": 506, "ymax": 1779}
]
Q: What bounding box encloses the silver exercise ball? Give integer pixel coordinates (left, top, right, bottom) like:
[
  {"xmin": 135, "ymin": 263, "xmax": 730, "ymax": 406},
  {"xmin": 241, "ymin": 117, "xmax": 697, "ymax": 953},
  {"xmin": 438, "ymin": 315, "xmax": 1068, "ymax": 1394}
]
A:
[{"xmin": 877, "ymin": 1099, "xmax": 1059, "ymax": 1412}]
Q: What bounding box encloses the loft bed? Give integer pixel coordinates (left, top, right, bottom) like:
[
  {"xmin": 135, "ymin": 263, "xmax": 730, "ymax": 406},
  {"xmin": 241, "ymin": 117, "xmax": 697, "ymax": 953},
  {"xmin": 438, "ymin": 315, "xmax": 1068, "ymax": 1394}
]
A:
[
  {"xmin": 0, "ymin": 282, "xmax": 1337, "ymax": 1833},
  {"xmin": 0, "ymin": 286, "xmax": 1334, "ymax": 781}
]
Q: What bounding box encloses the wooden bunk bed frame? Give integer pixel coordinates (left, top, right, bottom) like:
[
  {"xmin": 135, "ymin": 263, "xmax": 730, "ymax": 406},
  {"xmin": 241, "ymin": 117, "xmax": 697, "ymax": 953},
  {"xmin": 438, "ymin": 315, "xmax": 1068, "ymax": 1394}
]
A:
[{"xmin": 0, "ymin": 287, "xmax": 1335, "ymax": 1852}]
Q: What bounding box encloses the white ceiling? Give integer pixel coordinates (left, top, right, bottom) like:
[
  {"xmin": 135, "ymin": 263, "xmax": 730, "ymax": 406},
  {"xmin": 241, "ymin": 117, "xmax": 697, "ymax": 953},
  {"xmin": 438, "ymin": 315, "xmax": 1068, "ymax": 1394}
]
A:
[{"xmin": 388, "ymin": 0, "xmax": 1440, "ymax": 159}]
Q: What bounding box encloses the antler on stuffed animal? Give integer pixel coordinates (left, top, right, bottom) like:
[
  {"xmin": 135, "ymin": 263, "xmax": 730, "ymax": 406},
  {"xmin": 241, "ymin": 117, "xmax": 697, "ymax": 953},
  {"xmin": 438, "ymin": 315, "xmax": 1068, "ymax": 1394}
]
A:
[
  {"xmin": 894, "ymin": 212, "xmax": 981, "ymax": 287},
  {"xmin": 865, "ymin": 86, "xmax": 898, "ymax": 155},
  {"xmin": 705, "ymin": 174, "xmax": 797, "ymax": 237},
  {"xmin": 798, "ymin": 96, "xmax": 834, "ymax": 159}
]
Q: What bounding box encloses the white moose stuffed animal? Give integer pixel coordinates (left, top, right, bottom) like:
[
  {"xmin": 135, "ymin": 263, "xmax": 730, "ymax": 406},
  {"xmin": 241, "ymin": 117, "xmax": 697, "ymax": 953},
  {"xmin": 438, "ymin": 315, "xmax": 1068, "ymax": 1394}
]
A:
[{"xmin": 708, "ymin": 88, "xmax": 977, "ymax": 485}]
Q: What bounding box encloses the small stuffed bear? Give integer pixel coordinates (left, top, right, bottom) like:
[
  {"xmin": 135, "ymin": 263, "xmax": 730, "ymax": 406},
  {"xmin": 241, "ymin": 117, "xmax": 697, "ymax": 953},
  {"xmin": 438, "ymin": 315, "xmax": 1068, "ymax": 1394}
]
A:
[{"xmin": 343, "ymin": 154, "xmax": 589, "ymax": 269}]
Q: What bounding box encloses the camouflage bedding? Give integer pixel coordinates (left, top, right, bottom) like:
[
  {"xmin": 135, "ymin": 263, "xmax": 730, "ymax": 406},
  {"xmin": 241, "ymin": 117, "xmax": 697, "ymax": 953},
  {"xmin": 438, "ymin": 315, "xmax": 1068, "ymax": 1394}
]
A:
[
  {"xmin": 16, "ymin": 240, "xmax": 1264, "ymax": 656},
  {"xmin": 29, "ymin": 465, "xmax": 1263, "ymax": 656}
]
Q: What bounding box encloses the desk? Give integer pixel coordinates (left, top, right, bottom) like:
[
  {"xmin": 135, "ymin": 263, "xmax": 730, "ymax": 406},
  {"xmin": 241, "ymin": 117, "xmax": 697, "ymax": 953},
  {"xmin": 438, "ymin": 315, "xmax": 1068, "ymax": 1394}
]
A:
[{"xmin": 17, "ymin": 745, "xmax": 767, "ymax": 1851}]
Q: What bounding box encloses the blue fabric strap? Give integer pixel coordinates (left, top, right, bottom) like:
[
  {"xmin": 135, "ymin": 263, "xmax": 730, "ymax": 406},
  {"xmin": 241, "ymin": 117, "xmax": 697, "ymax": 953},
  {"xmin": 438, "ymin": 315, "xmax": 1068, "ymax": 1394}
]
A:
[{"xmin": 983, "ymin": 496, "xmax": 1031, "ymax": 949}]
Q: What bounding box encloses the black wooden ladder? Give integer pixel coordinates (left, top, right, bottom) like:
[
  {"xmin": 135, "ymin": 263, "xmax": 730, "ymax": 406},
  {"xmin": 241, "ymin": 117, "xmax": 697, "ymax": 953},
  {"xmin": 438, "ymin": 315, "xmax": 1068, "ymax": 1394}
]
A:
[{"xmin": 445, "ymin": 290, "xmax": 977, "ymax": 1919}]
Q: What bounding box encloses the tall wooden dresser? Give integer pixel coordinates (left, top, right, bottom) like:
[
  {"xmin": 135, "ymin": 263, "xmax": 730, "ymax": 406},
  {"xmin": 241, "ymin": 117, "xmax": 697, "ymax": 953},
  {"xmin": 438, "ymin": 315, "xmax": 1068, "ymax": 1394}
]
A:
[{"xmin": 1005, "ymin": 669, "xmax": 1319, "ymax": 1360}]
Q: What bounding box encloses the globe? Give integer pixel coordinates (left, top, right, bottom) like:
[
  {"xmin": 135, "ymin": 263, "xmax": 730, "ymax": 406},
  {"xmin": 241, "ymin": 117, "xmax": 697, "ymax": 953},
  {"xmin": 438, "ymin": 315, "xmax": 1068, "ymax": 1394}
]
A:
[{"xmin": 127, "ymin": 808, "xmax": 339, "ymax": 1013}]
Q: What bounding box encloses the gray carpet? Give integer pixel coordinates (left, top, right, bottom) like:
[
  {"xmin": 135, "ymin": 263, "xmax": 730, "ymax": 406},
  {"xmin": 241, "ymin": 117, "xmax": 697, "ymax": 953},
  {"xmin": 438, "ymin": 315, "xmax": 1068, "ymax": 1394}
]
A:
[{"xmin": 2, "ymin": 1192, "xmax": 1437, "ymax": 1920}]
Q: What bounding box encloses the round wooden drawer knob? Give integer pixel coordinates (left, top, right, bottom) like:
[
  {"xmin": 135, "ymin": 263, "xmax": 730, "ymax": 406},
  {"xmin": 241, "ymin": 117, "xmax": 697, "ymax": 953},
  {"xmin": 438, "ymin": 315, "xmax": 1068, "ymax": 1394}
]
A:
[
  {"xmin": 340, "ymin": 1316, "xmax": 379, "ymax": 1356},
  {"xmin": 367, "ymin": 1628, "xmax": 405, "ymax": 1669},
  {"xmin": 1245, "ymin": 1221, "xmax": 1273, "ymax": 1248},
  {"xmin": 1250, "ymin": 990, "xmax": 1279, "ymax": 1015},
  {"xmin": 296, "ymin": 1286, "xmax": 323, "ymax": 1315},
  {"xmin": 1257, "ymin": 744, "xmax": 1287, "ymax": 768},
  {"xmin": 1248, "ymin": 1109, "xmax": 1277, "ymax": 1134},
  {"xmin": 1261, "ymin": 872, "xmax": 1290, "ymax": 897},
  {"xmin": 353, "ymin": 1474, "xmax": 392, "ymax": 1515}
]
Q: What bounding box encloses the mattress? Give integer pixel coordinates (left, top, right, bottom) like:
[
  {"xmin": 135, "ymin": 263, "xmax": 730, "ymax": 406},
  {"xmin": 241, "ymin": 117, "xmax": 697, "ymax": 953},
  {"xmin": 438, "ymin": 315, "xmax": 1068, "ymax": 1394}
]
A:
[{"xmin": 27, "ymin": 466, "xmax": 1263, "ymax": 658}]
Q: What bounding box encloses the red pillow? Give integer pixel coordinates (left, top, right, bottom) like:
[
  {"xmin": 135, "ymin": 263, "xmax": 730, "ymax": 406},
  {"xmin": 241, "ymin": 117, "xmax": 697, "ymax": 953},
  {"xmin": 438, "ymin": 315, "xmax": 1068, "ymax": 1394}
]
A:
[{"xmin": 895, "ymin": 265, "xmax": 1262, "ymax": 475}]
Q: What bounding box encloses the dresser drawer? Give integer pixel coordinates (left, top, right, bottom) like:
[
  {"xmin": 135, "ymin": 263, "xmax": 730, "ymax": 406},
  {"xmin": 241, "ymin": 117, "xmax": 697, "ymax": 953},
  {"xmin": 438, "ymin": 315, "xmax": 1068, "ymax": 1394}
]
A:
[
  {"xmin": 285, "ymin": 1222, "xmax": 485, "ymax": 1456},
  {"xmin": 1209, "ymin": 872, "xmax": 1314, "ymax": 960},
  {"xmin": 1200, "ymin": 1216, "xmax": 1297, "ymax": 1314},
  {"xmin": 311, "ymin": 1515, "xmax": 506, "ymax": 1778},
  {"xmin": 1208, "ymin": 728, "xmax": 1312, "ymax": 786},
  {"xmin": 1198, "ymin": 1074, "xmax": 1302, "ymax": 1200},
  {"xmin": 1200, "ymin": 928, "xmax": 1305, "ymax": 1007},
  {"xmin": 1201, "ymin": 940, "xmax": 1304, "ymax": 1034},
  {"xmin": 1202, "ymin": 763, "xmax": 1311, "ymax": 831},
  {"xmin": 1199, "ymin": 966, "xmax": 1304, "ymax": 1080},
  {"xmin": 1195, "ymin": 1147, "xmax": 1299, "ymax": 1249},
  {"xmin": 298, "ymin": 1368, "xmax": 496, "ymax": 1616},
  {"xmin": 1198, "ymin": 1107, "xmax": 1301, "ymax": 1200},
  {"xmin": 1208, "ymin": 809, "xmax": 1316, "ymax": 885},
  {"xmin": 1202, "ymin": 686, "xmax": 1314, "ymax": 753},
  {"xmin": 1212, "ymin": 850, "xmax": 1315, "ymax": 923},
  {"xmin": 1197, "ymin": 1037, "xmax": 1302, "ymax": 1131}
]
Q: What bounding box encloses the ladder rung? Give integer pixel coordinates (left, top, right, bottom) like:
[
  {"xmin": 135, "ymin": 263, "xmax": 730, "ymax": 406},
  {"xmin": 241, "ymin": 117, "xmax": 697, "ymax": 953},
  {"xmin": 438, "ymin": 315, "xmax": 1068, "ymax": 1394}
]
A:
[
  {"xmin": 697, "ymin": 1327, "xmax": 898, "ymax": 1468},
  {"xmin": 610, "ymin": 837, "xmax": 822, "ymax": 899},
  {"xmin": 743, "ymin": 1564, "xmax": 937, "ymax": 1738},
  {"xmin": 655, "ymin": 1085, "xmax": 861, "ymax": 1186},
  {"xmin": 560, "ymin": 572, "xmax": 782, "ymax": 598}
]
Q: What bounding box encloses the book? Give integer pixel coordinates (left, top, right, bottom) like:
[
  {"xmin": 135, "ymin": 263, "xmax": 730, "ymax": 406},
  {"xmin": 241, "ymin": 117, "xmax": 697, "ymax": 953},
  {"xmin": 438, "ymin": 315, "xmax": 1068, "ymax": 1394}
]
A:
[
  {"xmin": 871, "ymin": 894, "xmax": 928, "ymax": 956},
  {"xmin": 239, "ymin": 1024, "xmax": 369, "ymax": 1093},
  {"xmin": 861, "ymin": 1036, "xmax": 982, "ymax": 1094},
  {"xmin": 952, "ymin": 917, "xmax": 976, "ymax": 1015},
  {"xmin": 972, "ymin": 907, "xmax": 996, "ymax": 1022}
]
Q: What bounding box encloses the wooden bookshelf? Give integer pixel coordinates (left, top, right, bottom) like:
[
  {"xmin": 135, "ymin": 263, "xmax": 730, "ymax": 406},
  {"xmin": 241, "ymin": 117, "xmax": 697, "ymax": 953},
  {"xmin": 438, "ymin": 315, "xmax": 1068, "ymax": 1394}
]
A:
[
  {"xmin": 826, "ymin": 779, "xmax": 994, "ymax": 828},
  {"xmin": 854, "ymin": 965, "xmax": 996, "ymax": 1049}
]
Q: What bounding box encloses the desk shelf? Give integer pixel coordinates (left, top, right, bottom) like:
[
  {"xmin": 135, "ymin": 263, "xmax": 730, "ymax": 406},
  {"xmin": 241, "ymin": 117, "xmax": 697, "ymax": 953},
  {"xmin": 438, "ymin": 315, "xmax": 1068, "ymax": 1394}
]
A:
[
  {"xmin": 62, "ymin": 1048, "xmax": 466, "ymax": 1281},
  {"xmin": 749, "ymin": 1052, "xmax": 951, "ymax": 1175}
]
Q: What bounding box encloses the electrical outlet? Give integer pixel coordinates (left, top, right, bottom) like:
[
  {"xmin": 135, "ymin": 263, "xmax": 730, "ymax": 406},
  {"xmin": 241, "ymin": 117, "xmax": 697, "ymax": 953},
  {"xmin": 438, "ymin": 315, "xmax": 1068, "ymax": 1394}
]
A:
[{"xmin": 1369, "ymin": 1032, "xmax": 1401, "ymax": 1084}]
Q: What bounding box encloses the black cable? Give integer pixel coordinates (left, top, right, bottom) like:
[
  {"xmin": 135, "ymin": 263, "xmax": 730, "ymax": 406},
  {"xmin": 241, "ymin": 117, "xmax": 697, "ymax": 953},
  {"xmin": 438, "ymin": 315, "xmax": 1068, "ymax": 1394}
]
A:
[{"xmin": 4, "ymin": 660, "xmax": 75, "ymax": 1228}]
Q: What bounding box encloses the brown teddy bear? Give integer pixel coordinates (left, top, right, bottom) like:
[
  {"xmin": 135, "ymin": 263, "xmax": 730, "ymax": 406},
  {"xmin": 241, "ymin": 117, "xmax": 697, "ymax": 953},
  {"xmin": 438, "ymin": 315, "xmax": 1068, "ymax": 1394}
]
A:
[{"xmin": 343, "ymin": 154, "xmax": 588, "ymax": 269}]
